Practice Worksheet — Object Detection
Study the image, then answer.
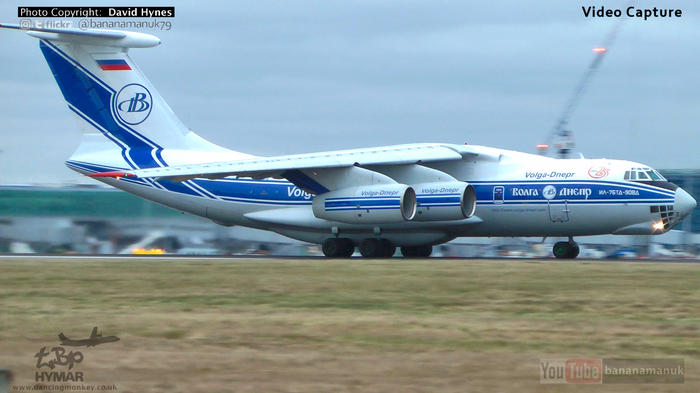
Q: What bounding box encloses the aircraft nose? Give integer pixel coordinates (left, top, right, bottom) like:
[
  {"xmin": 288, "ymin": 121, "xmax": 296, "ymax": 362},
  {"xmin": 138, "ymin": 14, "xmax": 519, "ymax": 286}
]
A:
[{"xmin": 674, "ymin": 187, "xmax": 697, "ymax": 216}]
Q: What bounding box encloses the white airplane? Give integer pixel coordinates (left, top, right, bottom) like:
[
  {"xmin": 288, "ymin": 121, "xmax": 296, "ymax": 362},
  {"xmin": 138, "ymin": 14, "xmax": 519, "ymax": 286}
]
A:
[{"xmin": 2, "ymin": 25, "xmax": 696, "ymax": 258}]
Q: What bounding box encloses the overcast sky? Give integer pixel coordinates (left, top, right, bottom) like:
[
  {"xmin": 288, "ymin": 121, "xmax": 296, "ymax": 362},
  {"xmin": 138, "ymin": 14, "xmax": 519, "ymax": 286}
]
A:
[{"xmin": 0, "ymin": 0, "xmax": 698, "ymax": 184}]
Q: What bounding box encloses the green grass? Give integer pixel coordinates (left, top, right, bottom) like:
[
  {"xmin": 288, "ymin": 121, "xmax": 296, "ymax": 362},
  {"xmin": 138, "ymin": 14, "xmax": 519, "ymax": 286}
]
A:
[{"xmin": 1, "ymin": 258, "xmax": 699, "ymax": 392}]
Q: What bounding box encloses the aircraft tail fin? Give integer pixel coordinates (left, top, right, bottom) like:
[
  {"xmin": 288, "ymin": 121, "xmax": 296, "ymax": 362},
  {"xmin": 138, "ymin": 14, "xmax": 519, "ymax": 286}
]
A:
[
  {"xmin": 1, "ymin": 24, "xmax": 233, "ymax": 171},
  {"xmin": 58, "ymin": 333, "xmax": 68, "ymax": 342},
  {"xmin": 90, "ymin": 327, "xmax": 101, "ymax": 339}
]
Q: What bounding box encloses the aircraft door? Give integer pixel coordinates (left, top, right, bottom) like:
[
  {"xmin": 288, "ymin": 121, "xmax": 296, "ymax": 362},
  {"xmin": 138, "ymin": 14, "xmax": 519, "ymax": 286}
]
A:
[
  {"xmin": 547, "ymin": 200, "xmax": 569, "ymax": 223},
  {"xmin": 493, "ymin": 186, "xmax": 504, "ymax": 204},
  {"xmin": 543, "ymin": 184, "xmax": 569, "ymax": 222}
]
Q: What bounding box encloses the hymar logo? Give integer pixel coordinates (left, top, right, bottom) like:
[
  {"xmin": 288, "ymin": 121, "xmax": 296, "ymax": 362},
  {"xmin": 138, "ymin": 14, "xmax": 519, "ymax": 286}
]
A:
[
  {"xmin": 114, "ymin": 83, "xmax": 153, "ymax": 125},
  {"xmin": 32, "ymin": 327, "xmax": 120, "ymax": 383},
  {"xmin": 34, "ymin": 347, "xmax": 85, "ymax": 382},
  {"xmin": 588, "ymin": 166, "xmax": 610, "ymax": 179}
]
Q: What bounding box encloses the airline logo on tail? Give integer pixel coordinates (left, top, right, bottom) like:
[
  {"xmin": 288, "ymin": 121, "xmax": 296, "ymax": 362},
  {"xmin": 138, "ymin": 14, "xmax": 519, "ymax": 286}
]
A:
[{"xmin": 114, "ymin": 83, "xmax": 152, "ymax": 125}]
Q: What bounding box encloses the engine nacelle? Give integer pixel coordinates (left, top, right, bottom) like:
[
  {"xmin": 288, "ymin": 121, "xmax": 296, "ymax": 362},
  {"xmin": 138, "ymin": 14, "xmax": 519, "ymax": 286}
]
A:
[
  {"xmin": 312, "ymin": 184, "xmax": 417, "ymax": 224},
  {"xmin": 412, "ymin": 182, "xmax": 476, "ymax": 221}
]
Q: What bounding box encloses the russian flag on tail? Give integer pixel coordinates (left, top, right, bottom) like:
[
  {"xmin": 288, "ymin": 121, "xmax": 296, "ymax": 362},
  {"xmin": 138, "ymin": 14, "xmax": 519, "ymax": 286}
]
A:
[{"xmin": 96, "ymin": 59, "xmax": 131, "ymax": 71}]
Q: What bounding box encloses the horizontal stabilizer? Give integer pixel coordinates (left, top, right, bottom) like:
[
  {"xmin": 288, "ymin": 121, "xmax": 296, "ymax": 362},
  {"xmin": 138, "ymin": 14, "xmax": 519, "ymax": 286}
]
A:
[{"xmin": 0, "ymin": 23, "xmax": 160, "ymax": 48}]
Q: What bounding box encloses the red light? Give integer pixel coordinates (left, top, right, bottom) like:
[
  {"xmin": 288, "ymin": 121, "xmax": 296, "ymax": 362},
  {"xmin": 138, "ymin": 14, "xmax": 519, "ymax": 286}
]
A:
[
  {"xmin": 536, "ymin": 144, "xmax": 549, "ymax": 149},
  {"xmin": 87, "ymin": 171, "xmax": 137, "ymax": 178},
  {"xmin": 593, "ymin": 48, "xmax": 606, "ymax": 53}
]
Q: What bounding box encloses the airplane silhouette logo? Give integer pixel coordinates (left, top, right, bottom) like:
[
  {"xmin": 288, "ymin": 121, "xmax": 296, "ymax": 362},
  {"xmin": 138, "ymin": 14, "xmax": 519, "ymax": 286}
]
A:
[{"xmin": 58, "ymin": 327, "xmax": 120, "ymax": 347}]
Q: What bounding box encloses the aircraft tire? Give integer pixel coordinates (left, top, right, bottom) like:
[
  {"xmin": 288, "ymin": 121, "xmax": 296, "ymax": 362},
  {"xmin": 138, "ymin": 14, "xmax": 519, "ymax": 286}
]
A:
[
  {"xmin": 414, "ymin": 245, "xmax": 433, "ymax": 258},
  {"xmin": 359, "ymin": 238, "xmax": 383, "ymax": 258},
  {"xmin": 322, "ymin": 238, "xmax": 344, "ymax": 258},
  {"xmin": 401, "ymin": 245, "xmax": 432, "ymax": 258},
  {"xmin": 552, "ymin": 242, "xmax": 569, "ymax": 259},
  {"xmin": 379, "ymin": 239, "xmax": 396, "ymax": 258},
  {"xmin": 339, "ymin": 238, "xmax": 355, "ymax": 257},
  {"xmin": 568, "ymin": 243, "xmax": 580, "ymax": 259},
  {"xmin": 553, "ymin": 241, "xmax": 579, "ymax": 259}
]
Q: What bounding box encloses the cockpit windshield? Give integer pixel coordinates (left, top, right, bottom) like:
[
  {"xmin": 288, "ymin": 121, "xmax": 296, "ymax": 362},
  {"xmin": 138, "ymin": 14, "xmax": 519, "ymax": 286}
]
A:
[{"xmin": 623, "ymin": 167, "xmax": 666, "ymax": 181}]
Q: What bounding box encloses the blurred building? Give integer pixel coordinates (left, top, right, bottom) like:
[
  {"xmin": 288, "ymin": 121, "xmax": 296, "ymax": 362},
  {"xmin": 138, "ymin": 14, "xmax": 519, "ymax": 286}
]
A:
[
  {"xmin": 1, "ymin": 169, "xmax": 699, "ymax": 257},
  {"xmin": 0, "ymin": 184, "xmax": 314, "ymax": 255}
]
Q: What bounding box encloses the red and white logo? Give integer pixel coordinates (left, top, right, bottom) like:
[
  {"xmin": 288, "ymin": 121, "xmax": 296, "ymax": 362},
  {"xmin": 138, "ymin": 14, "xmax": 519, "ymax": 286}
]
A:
[
  {"xmin": 588, "ymin": 166, "xmax": 610, "ymax": 179},
  {"xmin": 541, "ymin": 358, "xmax": 603, "ymax": 384}
]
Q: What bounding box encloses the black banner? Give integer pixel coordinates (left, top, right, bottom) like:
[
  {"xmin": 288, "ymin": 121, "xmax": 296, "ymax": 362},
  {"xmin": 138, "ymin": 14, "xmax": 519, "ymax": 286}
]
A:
[{"xmin": 18, "ymin": 7, "xmax": 175, "ymax": 18}]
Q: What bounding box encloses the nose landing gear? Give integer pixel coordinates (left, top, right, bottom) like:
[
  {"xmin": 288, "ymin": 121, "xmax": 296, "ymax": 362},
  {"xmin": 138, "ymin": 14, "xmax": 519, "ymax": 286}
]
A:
[{"xmin": 553, "ymin": 237, "xmax": 580, "ymax": 259}]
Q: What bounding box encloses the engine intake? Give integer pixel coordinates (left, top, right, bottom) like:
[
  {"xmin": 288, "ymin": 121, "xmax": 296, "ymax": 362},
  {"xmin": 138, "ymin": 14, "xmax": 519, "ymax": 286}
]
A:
[{"xmin": 312, "ymin": 184, "xmax": 416, "ymax": 224}]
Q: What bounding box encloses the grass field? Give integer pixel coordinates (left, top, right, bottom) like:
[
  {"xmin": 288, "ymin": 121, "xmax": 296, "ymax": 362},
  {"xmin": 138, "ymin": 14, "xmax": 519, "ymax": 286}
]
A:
[{"xmin": 1, "ymin": 257, "xmax": 699, "ymax": 392}]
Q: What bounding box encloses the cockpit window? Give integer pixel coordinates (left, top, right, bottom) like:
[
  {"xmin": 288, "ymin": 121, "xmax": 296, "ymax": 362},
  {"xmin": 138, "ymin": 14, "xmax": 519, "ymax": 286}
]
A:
[
  {"xmin": 647, "ymin": 171, "xmax": 661, "ymax": 180},
  {"xmin": 625, "ymin": 167, "xmax": 666, "ymax": 181}
]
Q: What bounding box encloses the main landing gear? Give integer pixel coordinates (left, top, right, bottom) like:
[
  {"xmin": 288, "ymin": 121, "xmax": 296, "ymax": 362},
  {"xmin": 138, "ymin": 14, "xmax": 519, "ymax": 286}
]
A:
[
  {"xmin": 321, "ymin": 238, "xmax": 433, "ymax": 258},
  {"xmin": 552, "ymin": 237, "xmax": 579, "ymax": 259},
  {"xmin": 321, "ymin": 238, "xmax": 355, "ymax": 258}
]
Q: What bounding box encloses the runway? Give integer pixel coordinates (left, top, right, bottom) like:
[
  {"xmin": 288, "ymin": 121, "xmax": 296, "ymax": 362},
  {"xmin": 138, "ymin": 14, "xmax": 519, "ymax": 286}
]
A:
[{"xmin": 1, "ymin": 253, "xmax": 699, "ymax": 264}]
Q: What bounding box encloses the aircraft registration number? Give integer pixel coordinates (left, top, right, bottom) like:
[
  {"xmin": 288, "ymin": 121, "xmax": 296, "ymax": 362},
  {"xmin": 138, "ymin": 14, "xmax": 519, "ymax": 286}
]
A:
[{"xmin": 598, "ymin": 189, "xmax": 640, "ymax": 196}]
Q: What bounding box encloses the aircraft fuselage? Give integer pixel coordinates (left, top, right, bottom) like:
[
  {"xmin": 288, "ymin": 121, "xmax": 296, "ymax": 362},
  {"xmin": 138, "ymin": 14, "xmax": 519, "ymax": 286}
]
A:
[{"xmin": 68, "ymin": 145, "xmax": 693, "ymax": 247}]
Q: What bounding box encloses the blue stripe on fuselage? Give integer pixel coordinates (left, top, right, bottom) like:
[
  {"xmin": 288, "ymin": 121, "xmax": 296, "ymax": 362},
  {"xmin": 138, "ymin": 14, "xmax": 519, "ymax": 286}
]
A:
[
  {"xmin": 67, "ymin": 162, "xmax": 678, "ymax": 207},
  {"xmin": 470, "ymin": 180, "xmax": 675, "ymax": 197},
  {"xmin": 471, "ymin": 181, "xmax": 674, "ymax": 204}
]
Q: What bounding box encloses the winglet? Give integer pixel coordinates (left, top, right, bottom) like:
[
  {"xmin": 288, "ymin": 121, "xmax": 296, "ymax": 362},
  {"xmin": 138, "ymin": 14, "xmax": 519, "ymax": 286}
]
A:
[{"xmin": 87, "ymin": 171, "xmax": 137, "ymax": 178}]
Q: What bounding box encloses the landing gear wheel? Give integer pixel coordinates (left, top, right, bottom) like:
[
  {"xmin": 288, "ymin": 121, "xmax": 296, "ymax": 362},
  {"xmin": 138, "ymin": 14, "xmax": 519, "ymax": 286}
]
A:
[
  {"xmin": 379, "ymin": 239, "xmax": 396, "ymax": 258},
  {"xmin": 401, "ymin": 245, "xmax": 433, "ymax": 258},
  {"xmin": 360, "ymin": 238, "xmax": 383, "ymax": 258},
  {"xmin": 359, "ymin": 238, "xmax": 384, "ymax": 258},
  {"xmin": 339, "ymin": 239, "xmax": 355, "ymax": 257},
  {"xmin": 322, "ymin": 238, "xmax": 342, "ymax": 258},
  {"xmin": 569, "ymin": 243, "xmax": 580, "ymax": 259},
  {"xmin": 322, "ymin": 238, "xmax": 354, "ymax": 258},
  {"xmin": 552, "ymin": 242, "xmax": 569, "ymax": 259},
  {"xmin": 552, "ymin": 241, "xmax": 579, "ymax": 259}
]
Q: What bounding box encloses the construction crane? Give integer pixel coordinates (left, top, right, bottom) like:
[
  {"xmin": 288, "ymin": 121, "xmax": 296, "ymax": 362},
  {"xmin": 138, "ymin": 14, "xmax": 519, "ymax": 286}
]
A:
[{"xmin": 538, "ymin": 17, "xmax": 627, "ymax": 159}]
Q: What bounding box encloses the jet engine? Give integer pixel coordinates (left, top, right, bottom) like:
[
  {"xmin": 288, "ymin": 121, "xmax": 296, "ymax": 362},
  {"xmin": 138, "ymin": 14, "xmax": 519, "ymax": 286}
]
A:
[
  {"xmin": 312, "ymin": 184, "xmax": 416, "ymax": 224},
  {"xmin": 411, "ymin": 182, "xmax": 476, "ymax": 221}
]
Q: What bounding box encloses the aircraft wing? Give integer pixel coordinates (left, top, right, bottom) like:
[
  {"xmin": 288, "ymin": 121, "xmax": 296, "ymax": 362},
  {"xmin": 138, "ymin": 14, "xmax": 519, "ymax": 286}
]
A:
[{"xmin": 89, "ymin": 143, "xmax": 478, "ymax": 183}]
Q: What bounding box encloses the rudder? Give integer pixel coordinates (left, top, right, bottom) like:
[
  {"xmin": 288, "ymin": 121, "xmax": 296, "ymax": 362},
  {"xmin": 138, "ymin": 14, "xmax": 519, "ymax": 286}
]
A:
[{"xmin": 40, "ymin": 37, "xmax": 188, "ymax": 169}]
